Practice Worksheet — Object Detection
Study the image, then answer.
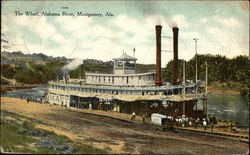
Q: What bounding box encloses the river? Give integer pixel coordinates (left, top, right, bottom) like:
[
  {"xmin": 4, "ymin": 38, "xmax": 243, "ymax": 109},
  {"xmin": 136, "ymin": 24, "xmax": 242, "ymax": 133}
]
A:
[
  {"xmin": 207, "ymin": 94, "xmax": 249, "ymax": 128},
  {"xmin": 1, "ymin": 84, "xmax": 48, "ymax": 98},
  {"xmin": 1, "ymin": 85, "xmax": 249, "ymax": 128}
]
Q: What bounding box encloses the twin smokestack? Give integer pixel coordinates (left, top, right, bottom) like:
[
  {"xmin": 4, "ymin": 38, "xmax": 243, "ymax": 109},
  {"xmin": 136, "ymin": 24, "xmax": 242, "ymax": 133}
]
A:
[
  {"xmin": 155, "ymin": 25, "xmax": 179, "ymax": 86},
  {"xmin": 172, "ymin": 27, "xmax": 179, "ymax": 85},
  {"xmin": 155, "ymin": 25, "xmax": 162, "ymax": 86}
]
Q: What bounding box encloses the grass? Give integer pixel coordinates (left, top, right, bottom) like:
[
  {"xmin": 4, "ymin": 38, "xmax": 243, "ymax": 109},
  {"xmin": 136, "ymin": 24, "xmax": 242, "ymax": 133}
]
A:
[
  {"xmin": 0, "ymin": 118, "xmax": 57, "ymax": 153},
  {"xmin": 0, "ymin": 121, "xmax": 36, "ymax": 153},
  {"xmin": 74, "ymin": 143, "xmax": 108, "ymax": 154},
  {"xmin": 0, "ymin": 110, "xmax": 108, "ymax": 154}
]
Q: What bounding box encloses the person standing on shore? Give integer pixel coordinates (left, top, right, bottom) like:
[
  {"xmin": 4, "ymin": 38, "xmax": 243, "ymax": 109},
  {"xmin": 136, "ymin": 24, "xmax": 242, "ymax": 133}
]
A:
[
  {"xmin": 131, "ymin": 112, "xmax": 136, "ymax": 121},
  {"xmin": 142, "ymin": 113, "xmax": 146, "ymax": 123},
  {"xmin": 211, "ymin": 122, "xmax": 214, "ymax": 132},
  {"xmin": 203, "ymin": 118, "xmax": 207, "ymax": 130},
  {"xmin": 194, "ymin": 118, "xmax": 199, "ymax": 129},
  {"xmin": 229, "ymin": 121, "xmax": 233, "ymax": 132},
  {"xmin": 26, "ymin": 97, "xmax": 29, "ymax": 103}
]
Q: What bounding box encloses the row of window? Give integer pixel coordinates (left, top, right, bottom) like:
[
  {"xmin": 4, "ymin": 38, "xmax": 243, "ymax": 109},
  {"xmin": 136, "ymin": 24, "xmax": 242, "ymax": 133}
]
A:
[
  {"xmin": 87, "ymin": 75, "xmax": 155, "ymax": 84},
  {"xmin": 50, "ymin": 85, "xmax": 185, "ymax": 96},
  {"xmin": 88, "ymin": 76, "xmax": 115, "ymax": 84}
]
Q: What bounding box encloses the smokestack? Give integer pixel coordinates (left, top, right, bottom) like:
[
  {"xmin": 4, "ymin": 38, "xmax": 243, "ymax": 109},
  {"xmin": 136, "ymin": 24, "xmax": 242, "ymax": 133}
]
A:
[
  {"xmin": 155, "ymin": 25, "xmax": 162, "ymax": 86},
  {"xmin": 172, "ymin": 27, "xmax": 179, "ymax": 85}
]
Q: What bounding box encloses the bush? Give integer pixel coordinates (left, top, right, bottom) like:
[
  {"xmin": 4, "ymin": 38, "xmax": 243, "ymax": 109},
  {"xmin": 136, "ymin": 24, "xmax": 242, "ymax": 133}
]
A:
[{"xmin": 240, "ymin": 88, "xmax": 248, "ymax": 96}]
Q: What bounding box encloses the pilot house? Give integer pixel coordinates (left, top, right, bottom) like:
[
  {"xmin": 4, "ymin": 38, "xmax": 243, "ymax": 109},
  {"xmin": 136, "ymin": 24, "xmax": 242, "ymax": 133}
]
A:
[{"xmin": 85, "ymin": 53, "xmax": 156, "ymax": 87}]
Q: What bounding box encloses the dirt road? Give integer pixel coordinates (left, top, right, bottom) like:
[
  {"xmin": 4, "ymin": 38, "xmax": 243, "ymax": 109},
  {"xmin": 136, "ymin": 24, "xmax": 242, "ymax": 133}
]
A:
[{"xmin": 1, "ymin": 97, "xmax": 248, "ymax": 154}]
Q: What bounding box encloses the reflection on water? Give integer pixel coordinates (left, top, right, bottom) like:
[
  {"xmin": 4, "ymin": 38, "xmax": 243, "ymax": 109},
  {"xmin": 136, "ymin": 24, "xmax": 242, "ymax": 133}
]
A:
[
  {"xmin": 207, "ymin": 94, "xmax": 249, "ymax": 128},
  {"xmin": 1, "ymin": 86, "xmax": 249, "ymax": 128}
]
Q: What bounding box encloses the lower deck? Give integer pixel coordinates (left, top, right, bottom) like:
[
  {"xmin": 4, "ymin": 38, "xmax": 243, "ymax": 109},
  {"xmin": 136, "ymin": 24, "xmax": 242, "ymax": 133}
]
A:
[{"xmin": 46, "ymin": 92, "xmax": 207, "ymax": 119}]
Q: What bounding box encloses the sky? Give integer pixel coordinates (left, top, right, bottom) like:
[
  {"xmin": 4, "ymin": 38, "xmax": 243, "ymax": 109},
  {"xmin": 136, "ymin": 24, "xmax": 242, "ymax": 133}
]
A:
[{"xmin": 1, "ymin": 0, "xmax": 249, "ymax": 67}]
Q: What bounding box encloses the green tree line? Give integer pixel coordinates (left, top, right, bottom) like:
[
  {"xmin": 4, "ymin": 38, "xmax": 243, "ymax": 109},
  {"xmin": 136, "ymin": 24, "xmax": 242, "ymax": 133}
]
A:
[
  {"xmin": 162, "ymin": 54, "xmax": 248, "ymax": 84},
  {"xmin": 1, "ymin": 61, "xmax": 66, "ymax": 84},
  {"xmin": 162, "ymin": 54, "xmax": 249, "ymax": 95}
]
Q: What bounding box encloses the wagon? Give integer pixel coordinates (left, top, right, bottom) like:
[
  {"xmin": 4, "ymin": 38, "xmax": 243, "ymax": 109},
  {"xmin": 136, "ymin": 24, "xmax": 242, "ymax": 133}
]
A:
[{"xmin": 151, "ymin": 113, "xmax": 176, "ymax": 131}]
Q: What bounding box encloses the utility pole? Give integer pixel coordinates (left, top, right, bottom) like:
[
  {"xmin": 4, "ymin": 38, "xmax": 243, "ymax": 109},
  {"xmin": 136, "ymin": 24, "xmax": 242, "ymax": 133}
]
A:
[
  {"xmin": 133, "ymin": 48, "xmax": 135, "ymax": 58},
  {"xmin": 183, "ymin": 61, "xmax": 186, "ymax": 95},
  {"xmin": 81, "ymin": 60, "xmax": 84, "ymax": 80},
  {"xmin": 206, "ymin": 61, "xmax": 208, "ymax": 94},
  {"xmin": 205, "ymin": 60, "xmax": 208, "ymax": 118},
  {"xmin": 193, "ymin": 38, "xmax": 199, "ymax": 83}
]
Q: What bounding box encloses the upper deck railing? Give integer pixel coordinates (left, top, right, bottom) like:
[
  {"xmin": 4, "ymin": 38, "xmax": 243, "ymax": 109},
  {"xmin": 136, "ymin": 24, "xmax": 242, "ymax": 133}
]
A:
[{"xmin": 48, "ymin": 80, "xmax": 205, "ymax": 92}]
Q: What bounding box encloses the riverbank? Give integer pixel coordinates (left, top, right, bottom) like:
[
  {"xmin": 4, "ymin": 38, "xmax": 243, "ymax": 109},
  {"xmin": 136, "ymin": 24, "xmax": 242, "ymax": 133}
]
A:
[
  {"xmin": 207, "ymin": 89, "xmax": 240, "ymax": 96},
  {"xmin": 1, "ymin": 97, "xmax": 249, "ymax": 154},
  {"xmin": 1, "ymin": 84, "xmax": 38, "ymax": 94},
  {"xmin": 207, "ymin": 82, "xmax": 248, "ymax": 96}
]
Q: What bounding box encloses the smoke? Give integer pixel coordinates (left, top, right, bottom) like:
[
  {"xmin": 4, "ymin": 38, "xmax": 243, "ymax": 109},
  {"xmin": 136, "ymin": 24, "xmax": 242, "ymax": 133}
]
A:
[
  {"xmin": 127, "ymin": 1, "xmax": 177, "ymax": 28},
  {"xmin": 155, "ymin": 15, "xmax": 162, "ymax": 25},
  {"xmin": 165, "ymin": 18, "xmax": 177, "ymax": 28},
  {"xmin": 62, "ymin": 58, "xmax": 83, "ymax": 72}
]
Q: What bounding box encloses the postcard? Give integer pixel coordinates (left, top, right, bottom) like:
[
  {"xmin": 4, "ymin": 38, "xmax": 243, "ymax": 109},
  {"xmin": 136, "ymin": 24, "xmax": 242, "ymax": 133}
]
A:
[{"xmin": 1, "ymin": 0, "xmax": 249, "ymax": 154}]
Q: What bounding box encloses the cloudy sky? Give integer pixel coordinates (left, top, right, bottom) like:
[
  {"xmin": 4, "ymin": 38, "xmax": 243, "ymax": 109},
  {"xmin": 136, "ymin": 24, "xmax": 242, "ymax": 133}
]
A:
[{"xmin": 1, "ymin": 1, "xmax": 249, "ymax": 67}]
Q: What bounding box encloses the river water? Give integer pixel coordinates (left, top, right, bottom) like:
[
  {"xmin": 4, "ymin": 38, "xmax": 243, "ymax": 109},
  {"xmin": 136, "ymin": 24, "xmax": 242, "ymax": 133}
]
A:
[
  {"xmin": 1, "ymin": 85, "xmax": 48, "ymax": 99},
  {"xmin": 1, "ymin": 85, "xmax": 249, "ymax": 128},
  {"xmin": 207, "ymin": 94, "xmax": 249, "ymax": 128}
]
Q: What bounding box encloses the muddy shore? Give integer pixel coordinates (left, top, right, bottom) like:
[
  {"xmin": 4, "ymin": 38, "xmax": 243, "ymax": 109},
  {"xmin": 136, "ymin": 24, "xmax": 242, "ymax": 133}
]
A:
[{"xmin": 1, "ymin": 97, "xmax": 249, "ymax": 154}]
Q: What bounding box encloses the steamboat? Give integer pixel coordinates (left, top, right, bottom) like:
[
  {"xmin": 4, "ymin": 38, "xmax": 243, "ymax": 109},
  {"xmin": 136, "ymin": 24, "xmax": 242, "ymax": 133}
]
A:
[{"xmin": 47, "ymin": 25, "xmax": 207, "ymax": 118}]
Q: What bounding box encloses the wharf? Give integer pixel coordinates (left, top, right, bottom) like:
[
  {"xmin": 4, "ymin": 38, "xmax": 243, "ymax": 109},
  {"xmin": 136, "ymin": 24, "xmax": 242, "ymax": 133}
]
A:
[
  {"xmin": 68, "ymin": 106, "xmax": 249, "ymax": 143},
  {"xmin": 2, "ymin": 97, "xmax": 248, "ymax": 144}
]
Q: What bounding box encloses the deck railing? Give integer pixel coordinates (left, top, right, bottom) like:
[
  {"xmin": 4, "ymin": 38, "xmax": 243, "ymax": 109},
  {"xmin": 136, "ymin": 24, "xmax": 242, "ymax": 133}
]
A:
[{"xmin": 49, "ymin": 81, "xmax": 204, "ymax": 92}]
